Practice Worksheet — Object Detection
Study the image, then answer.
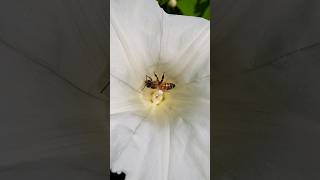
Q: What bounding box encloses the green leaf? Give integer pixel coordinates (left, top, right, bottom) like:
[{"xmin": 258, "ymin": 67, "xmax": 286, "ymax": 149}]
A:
[
  {"xmin": 177, "ymin": 0, "xmax": 198, "ymax": 16},
  {"xmin": 157, "ymin": 0, "xmax": 170, "ymax": 6},
  {"xmin": 177, "ymin": 0, "xmax": 210, "ymax": 19},
  {"xmin": 202, "ymin": 6, "xmax": 210, "ymax": 20}
]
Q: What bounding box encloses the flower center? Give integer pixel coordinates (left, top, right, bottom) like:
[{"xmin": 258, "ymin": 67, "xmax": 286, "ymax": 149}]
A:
[{"xmin": 151, "ymin": 90, "xmax": 164, "ymax": 105}]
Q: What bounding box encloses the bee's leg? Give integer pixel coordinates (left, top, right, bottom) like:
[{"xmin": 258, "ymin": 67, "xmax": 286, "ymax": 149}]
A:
[
  {"xmin": 154, "ymin": 72, "xmax": 159, "ymax": 83},
  {"xmin": 160, "ymin": 73, "xmax": 164, "ymax": 83},
  {"xmin": 146, "ymin": 75, "xmax": 152, "ymax": 81},
  {"xmin": 141, "ymin": 85, "xmax": 146, "ymax": 91}
]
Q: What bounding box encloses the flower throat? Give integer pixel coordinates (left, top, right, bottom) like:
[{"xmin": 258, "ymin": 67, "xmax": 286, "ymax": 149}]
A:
[{"xmin": 141, "ymin": 72, "xmax": 175, "ymax": 105}]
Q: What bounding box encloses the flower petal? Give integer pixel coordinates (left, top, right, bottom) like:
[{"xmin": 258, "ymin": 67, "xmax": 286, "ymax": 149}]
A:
[
  {"xmin": 110, "ymin": 75, "xmax": 145, "ymax": 115},
  {"xmin": 110, "ymin": 112, "xmax": 171, "ymax": 180},
  {"xmin": 110, "ymin": 99, "xmax": 210, "ymax": 180},
  {"xmin": 157, "ymin": 14, "xmax": 210, "ymax": 84},
  {"xmin": 168, "ymin": 101, "xmax": 210, "ymax": 180},
  {"xmin": 111, "ymin": 0, "xmax": 165, "ymax": 87}
]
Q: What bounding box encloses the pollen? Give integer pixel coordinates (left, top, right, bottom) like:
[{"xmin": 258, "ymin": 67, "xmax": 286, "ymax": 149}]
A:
[{"xmin": 151, "ymin": 90, "xmax": 164, "ymax": 105}]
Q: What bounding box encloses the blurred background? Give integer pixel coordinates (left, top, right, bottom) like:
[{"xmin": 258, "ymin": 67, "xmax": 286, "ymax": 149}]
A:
[
  {"xmin": 213, "ymin": 0, "xmax": 320, "ymax": 179},
  {"xmin": 157, "ymin": 0, "xmax": 210, "ymax": 20}
]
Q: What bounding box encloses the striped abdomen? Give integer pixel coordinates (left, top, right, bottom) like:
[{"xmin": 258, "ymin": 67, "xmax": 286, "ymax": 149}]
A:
[{"xmin": 159, "ymin": 83, "xmax": 175, "ymax": 91}]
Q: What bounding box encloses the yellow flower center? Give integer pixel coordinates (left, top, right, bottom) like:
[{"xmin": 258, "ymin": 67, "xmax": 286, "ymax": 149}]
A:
[
  {"xmin": 136, "ymin": 72, "xmax": 179, "ymax": 122},
  {"xmin": 151, "ymin": 90, "xmax": 164, "ymax": 105},
  {"xmin": 139, "ymin": 88, "xmax": 173, "ymax": 123},
  {"xmin": 141, "ymin": 89, "xmax": 168, "ymax": 106}
]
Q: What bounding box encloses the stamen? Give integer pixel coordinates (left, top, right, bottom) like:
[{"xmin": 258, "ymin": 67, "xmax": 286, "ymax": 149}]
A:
[{"xmin": 151, "ymin": 90, "xmax": 164, "ymax": 105}]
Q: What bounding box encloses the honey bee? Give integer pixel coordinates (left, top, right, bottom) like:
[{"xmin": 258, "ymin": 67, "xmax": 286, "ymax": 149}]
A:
[{"xmin": 142, "ymin": 73, "xmax": 175, "ymax": 91}]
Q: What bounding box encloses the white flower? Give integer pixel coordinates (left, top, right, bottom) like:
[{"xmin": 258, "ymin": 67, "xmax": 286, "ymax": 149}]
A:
[{"xmin": 110, "ymin": 0, "xmax": 210, "ymax": 180}]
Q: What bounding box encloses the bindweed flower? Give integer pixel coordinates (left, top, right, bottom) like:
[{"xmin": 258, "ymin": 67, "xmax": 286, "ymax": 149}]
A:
[{"xmin": 110, "ymin": 0, "xmax": 210, "ymax": 179}]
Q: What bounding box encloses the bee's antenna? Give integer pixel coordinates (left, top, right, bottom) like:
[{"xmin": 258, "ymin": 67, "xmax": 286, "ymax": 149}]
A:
[
  {"xmin": 154, "ymin": 72, "xmax": 159, "ymax": 82},
  {"xmin": 161, "ymin": 73, "xmax": 164, "ymax": 83}
]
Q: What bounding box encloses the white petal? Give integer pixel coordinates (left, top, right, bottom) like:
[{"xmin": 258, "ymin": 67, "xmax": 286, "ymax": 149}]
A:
[
  {"xmin": 110, "ymin": 75, "xmax": 145, "ymax": 115},
  {"xmin": 111, "ymin": 112, "xmax": 176, "ymax": 180},
  {"xmin": 111, "ymin": 0, "xmax": 165, "ymax": 87},
  {"xmin": 157, "ymin": 14, "xmax": 210, "ymax": 84},
  {"xmin": 110, "ymin": 99, "xmax": 210, "ymax": 180},
  {"xmin": 168, "ymin": 101, "xmax": 210, "ymax": 180}
]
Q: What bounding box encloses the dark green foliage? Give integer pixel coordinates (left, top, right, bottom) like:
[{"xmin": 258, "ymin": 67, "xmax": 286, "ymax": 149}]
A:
[{"xmin": 157, "ymin": 0, "xmax": 210, "ymax": 20}]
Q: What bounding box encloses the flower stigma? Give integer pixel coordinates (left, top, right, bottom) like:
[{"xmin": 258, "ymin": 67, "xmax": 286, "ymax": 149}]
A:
[
  {"xmin": 141, "ymin": 87, "xmax": 169, "ymax": 107},
  {"xmin": 151, "ymin": 90, "xmax": 164, "ymax": 105}
]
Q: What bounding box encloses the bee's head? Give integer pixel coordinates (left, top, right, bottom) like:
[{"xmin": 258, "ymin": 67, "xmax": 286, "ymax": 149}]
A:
[{"xmin": 144, "ymin": 79, "xmax": 152, "ymax": 87}]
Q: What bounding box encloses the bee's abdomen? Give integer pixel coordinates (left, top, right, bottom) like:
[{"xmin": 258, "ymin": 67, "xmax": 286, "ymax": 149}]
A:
[{"xmin": 160, "ymin": 83, "xmax": 175, "ymax": 91}]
